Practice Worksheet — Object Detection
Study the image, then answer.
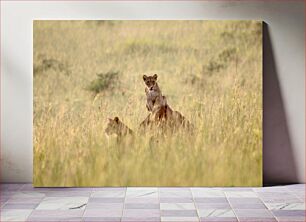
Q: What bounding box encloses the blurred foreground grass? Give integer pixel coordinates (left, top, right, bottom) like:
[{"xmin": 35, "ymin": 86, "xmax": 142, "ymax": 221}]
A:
[{"xmin": 34, "ymin": 20, "xmax": 262, "ymax": 186}]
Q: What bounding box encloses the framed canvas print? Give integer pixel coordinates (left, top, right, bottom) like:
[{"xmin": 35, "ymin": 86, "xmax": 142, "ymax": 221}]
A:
[{"xmin": 33, "ymin": 20, "xmax": 262, "ymax": 187}]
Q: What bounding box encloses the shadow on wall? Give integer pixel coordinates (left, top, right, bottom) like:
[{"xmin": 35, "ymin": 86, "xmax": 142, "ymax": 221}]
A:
[{"xmin": 263, "ymin": 22, "xmax": 298, "ymax": 185}]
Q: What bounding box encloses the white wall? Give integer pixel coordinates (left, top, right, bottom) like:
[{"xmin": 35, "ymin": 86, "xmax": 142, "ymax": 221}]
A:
[{"xmin": 1, "ymin": 1, "xmax": 305, "ymax": 184}]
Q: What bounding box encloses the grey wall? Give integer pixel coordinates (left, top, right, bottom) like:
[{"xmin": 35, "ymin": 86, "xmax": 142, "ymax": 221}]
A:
[{"xmin": 1, "ymin": 1, "xmax": 305, "ymax": 184}]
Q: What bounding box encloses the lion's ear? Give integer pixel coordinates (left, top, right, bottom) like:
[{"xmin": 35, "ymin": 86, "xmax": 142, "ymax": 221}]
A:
[
  {"xmin": 108, "ymin": 118, "xmax": 113, "ymax": 122},
  {"xmin": 143, "ymin": 75, "xmax": 147, "ymax": 81},
  {"xmin": 153, "ymin": 74, "xmax": 158, "ymax": 80},
  {"xmin": 114, "ymin": 117, "xmax": 119, "ymax": 123}
]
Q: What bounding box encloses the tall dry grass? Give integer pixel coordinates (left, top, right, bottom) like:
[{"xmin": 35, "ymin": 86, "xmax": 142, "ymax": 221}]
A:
[{"xmin": 34, "ymin": 20, "xmax": 262, "ymax": 186}]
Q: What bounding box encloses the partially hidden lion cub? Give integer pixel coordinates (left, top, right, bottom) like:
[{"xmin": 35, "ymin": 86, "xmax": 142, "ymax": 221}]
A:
[
  {"xmin": 143, "ymin": 74, "xmax": 164, "ymax": 112},
  {"xmin": 150, "ymin": 95, "xmax": 172, "ymax": 122},
  {"xmin": 105, "ymin": 117, "xmax": 133, "ymax": 137},
  {"xmin": 140, "ymin": 95, "xmax": 193, "ymax": 131}
]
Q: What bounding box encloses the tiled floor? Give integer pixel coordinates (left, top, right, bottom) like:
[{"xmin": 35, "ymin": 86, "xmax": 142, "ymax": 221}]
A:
[{"xmin": 0, "ymin": 184, "xmax": 304, "ymax": 222}]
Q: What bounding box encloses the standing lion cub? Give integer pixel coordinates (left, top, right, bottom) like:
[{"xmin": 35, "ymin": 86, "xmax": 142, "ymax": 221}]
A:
[{"xmin": 143, "ymin": 74, "xmax": 165, "ymax": 112}]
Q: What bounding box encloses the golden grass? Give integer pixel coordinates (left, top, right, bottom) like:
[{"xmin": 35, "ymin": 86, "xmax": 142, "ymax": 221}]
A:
[{"xmin": 33, "ymin": 20, "xmax": 262, "ymax": 186}]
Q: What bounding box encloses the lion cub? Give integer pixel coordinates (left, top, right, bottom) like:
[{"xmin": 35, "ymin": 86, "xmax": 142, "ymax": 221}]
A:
[
  {"xmin": 143, "ymin": 74, "xmax": 164, "ymax": 112},
  {"xmin": 105, "ymin": 117, "xmax": 133, "ymax": 137}
]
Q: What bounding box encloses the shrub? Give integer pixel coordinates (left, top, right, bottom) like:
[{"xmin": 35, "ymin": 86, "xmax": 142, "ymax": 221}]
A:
[
  {"xmin": 218, "ymin": 47, "xmax": 237, "ymax": 63},
  {"xmin": 86, "ymin": 71, "xmax": 119, "ymax": 95},
  {"xmin": 34, "ymin": 58, "xmax": 70, "ymax": 76},
  {"xmin": 202, "ymin": 47, "xmax": 237, "ymax": 76}
]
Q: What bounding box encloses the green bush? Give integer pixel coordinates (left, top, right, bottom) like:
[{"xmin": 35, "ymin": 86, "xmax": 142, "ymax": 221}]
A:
[
  {"xmin": 86, "ymin": 71, "xmax": 119, "ymax": 94},
  {"xmin": 202, "ymin": 47, "xmax": 237, "ymax": 76},
  {"xmin": 34, "ymin": 58, "xmax": 70, "ymax": 76}
]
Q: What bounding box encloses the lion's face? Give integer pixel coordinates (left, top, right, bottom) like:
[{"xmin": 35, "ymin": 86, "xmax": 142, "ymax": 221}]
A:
[
  {"xmin": 143, "ymin": 74, "xmax": 158, "ymax": 90},
  {"xmin": 105, "ymin": 117, "xmax": 121, "ymax": 136}
]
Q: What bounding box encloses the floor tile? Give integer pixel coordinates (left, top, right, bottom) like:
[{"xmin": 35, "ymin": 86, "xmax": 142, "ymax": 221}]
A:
[
  {"xmin": 29, "ymin": 209, "xmax": 84, "ymax": 218},
  {"xmin": 257, "ymin": 192, "xmax": 297, "ymax": 197},
  {"xmin": 0, "ymin": 209, "xmax": 32, "ymax": 221},
  {"xmin": 230, "ymin": 202, "xmax": 266, "ymax": 209},
  {"xmin": 1, "ymin": 184, "xmax": 24, "ymax": 191},
  {"xmin": 7, "ymin": 197, "xmax": 44, "ymax": 204},
  {"xmin": 265, "ymin": 202, "xmax": 305, "ymax": 210},
  {"xmin": 272, "ymin": 209, "xmax": 305, "ymax": 217},
  {"xmin": 91, "ymin": 187, "xmax": 126, "ymax": 192},
  {"xmin": 83, "ymin": 217, "xmax": 121, "ymax": 222},
  {"xmin": 237, "ymin": 218, "xmax": 277, "ymax": 222},
  {"xmin": 125, "ymin": 203, "xmax": 159, "ymax": 209},
  {"xmin": 276, "ymin": 217, "xmax": 306, "ymax": 222},
  {"xmin": 159, "ymin": 188, "xmax": 191, "ymax": 192},
  {"xmin": 222, "ymin": 188, "xmax": 253, "ymax": 191},
  {"xmin": 234, "ymin": 209, "xmax": 274, "ymax": 218},
  {"xmin": 91, "ymin": 190, "xmax": 125, "ymax": 198},
  {"xmin": 1, "ymin": 194, "xmax": 15, "ymax": 203},
  {"xmin": 200, "ymin": 217, "xmax": 238, "ymax": 222},
  {"xmin": 122, "ymin": 217, "xmax": 161, "ymax": 221},
  {"xmin": 86, "ymin": 202, "xmax": 123, "ymax": 209},
  {"xmin": 253, "ymin": 186, "xmax": 289, "ymax": 193},
  {"xmin": 1, "ymin": 202, "xmax": 7, "ymax": 208},
  {"xmin": 196, "ymin": 203, "xmax": 231, "ymax": 209},
  {"xmin": 160, "ymin": 190, "xmax": 192, "ymax": 198},
  {"xmin": 160, "ymin": 203, "xmax": 196, "ymax": 210},
  {"xmin": 162, "ymin": 217, "xmax": 199, "ymax": 221},
  {"xmin": 284, "ymin": 184, "xmax": 305, "ymax": 191},
  {"xmin": 161, "ymin": 210, "xmax": 198, "ymax": 217},
  {"xmin": 198, "ymin": 209, "xmax": 235, "ymax": 217},
  {"xmin": 83, "ymin": 209, "xmax": 123, "ymax": 217},
  {"xmin": 194, "ymin": 198, "xmax": 228, "ymax": 203},
  {"xmin": 227, "ymin": 198, "xmax": 262, "ymax": 204},
  {"xmin": 122, "ymin": 209, "xmax": 160, "ymax": 217},
  {"xmin": 257, "ymin": 192, "xmax": 300, "ymax": 203},
  {"xmin": 36, "ymin": 196, "xmax": 88, "ymax": 210},
  {"xmin": 45, "ymin": 191, "xmax": 92, "ymax": 197},
  {"xmin": 20, "ymin": 184, "xmax": 51, "ymax": 191},
  {"xmin": 261, "ymin": 197, "xmax": 302, "ymax": 204},
  {"xmin": 2, "ymin": 203, "xmax": 39, "ymax": 209},
  {"xmin": 126, "ymin": 188, "xmax": 158, "ymax": 198},
  {"xmin": 160, "ymin": 197, "xmax": 194, "ymax": 203},
  {"xmin": 291, "ymin": 191, "xmax": 305, "ymax": 201},
  {"xmin": 10, "ymin": 191, "xmax": 45, "ymax": 199},
  {"xmin": 1, "ymin": 196, "xmax": 11, "ymax": 205},
  {"xmin": 27, "ymin": 217, "xmax": 83, "ymax": 221},
  {"xmin": 1, "ymin": 183, "xmax": 306, "ymax": 222},
  {"xmin": 125, "ymin": 198, "xmax": 159, "ymax": 203},
  {"xmin": 89, "ymin": 197, "xmax": 125, "ymax": 203},
  {"xmin": 225, "ymin": 191, "xmax": 258, "ymax": 198},
  {"xmin": 191, "ymin": 188, "xmax": 225, "ymax": 197}
]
